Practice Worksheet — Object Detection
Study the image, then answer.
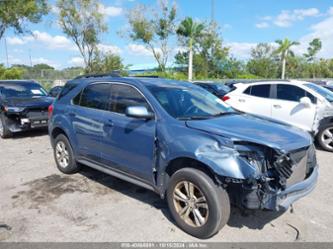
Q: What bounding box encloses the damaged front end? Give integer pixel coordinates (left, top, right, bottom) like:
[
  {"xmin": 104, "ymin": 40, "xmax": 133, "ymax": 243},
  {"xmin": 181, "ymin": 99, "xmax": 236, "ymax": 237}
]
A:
[
  {"xmin": 224, "ymin": 142, "xmax": 318, "ymax": 211},
  {"xmin": 2, "ymin": 106, "xmax": 49, "ymax": 132}
]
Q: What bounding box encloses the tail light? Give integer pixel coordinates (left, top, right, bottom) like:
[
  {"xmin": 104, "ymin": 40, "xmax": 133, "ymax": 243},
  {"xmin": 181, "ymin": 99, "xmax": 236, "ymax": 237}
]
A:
[
  {"xmin": 222, "ymin": 96, "xmax": 230, "ymax": 102},
  {"xmin": 48, "ymin": 104, "xmax": 54, "ymax": 118}
]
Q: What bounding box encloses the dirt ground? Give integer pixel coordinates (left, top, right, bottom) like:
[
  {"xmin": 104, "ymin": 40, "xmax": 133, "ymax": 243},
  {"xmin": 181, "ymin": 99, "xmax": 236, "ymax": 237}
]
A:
[{"xmin": 0, "ymin": 130, "xmax": 332, "ymax": 242}]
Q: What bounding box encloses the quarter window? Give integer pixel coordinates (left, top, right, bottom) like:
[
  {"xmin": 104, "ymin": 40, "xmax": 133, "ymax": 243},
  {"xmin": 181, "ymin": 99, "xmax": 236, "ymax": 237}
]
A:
[
  {"xmin": 110, "ymin": 84, "xmax": 151, "ymax": 114},
  {"xmin": 76, "ymin": 83, "xmax": 111, "ymax": 110},
  {"xmin": 244, "ymin": 84, "xmax": 271, "ymax": 98}
]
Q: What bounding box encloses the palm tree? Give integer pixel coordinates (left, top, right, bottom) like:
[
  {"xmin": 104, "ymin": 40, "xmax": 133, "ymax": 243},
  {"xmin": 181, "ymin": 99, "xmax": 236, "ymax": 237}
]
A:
[
  {"xmin": 177, "ymin": 17, "xmax": 205, "ymax": 81},
  {"xmin": 275, "ymin": 38, "xmax": 300, "ymax": 79}
]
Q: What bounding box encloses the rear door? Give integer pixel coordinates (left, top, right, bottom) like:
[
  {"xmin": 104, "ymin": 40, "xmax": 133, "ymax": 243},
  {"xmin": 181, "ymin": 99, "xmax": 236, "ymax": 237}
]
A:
[
  {"xmin": 69, "ymin": 83, "xmax": 111, "ymax": 162},
  {"xmin": 271, "ymin": 84, "xmax": 317, "ymax": 132},
  {"xmin": 99, "ymin": 83, "xmax": 156, "ymax": 182},
  {"xmin": 231, "ymin": 84, "xmax": 273, "ymax": 117}
]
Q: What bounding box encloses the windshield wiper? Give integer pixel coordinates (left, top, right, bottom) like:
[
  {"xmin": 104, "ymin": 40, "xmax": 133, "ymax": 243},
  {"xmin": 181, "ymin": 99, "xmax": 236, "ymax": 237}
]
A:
[
  {"xmin": 212, "ymin": 111, "xmax": 239, "ymax": 117},
  {"xmin": 178, "ymin": 116, "xmax": 212, "ymax": 121}
]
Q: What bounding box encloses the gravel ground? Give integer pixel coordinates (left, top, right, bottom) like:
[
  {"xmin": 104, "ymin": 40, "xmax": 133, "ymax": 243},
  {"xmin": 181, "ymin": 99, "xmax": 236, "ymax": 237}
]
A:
[{"xmin": 0, "ymin": 130, "xmax": 332, "ymax": 242}]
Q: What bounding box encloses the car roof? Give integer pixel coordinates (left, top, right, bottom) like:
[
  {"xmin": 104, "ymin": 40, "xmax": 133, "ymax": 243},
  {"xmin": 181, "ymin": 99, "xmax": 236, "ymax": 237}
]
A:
[
  {"xmin": 67, "ymin": 75, "xmax": 194, "ymax": 89},
  {"xmin": 0, "ymin": 80, "xmax": 39, "ymax": 86},
  {"xmin": 233, "ymin": 80, "xmax": 311, "ymax": 88}
]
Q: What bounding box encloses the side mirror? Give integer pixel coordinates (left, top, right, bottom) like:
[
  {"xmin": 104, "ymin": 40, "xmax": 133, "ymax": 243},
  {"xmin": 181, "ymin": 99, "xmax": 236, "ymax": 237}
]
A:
[
  {"xmin": 300, "ymin": 97, "xmax": 312, "ymax": 107},
  {"xmin": 125, "ymin": 106, "xmax": 154, "ymax": 120}
]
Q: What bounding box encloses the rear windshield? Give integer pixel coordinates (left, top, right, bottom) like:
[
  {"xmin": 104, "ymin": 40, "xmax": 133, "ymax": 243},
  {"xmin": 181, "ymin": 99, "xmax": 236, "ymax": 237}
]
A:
[
  {"xmin": 0, "ymin": 83, "xmax": 47, "ymax": 98},
  {"xmin": 305, "ymin": 83, "xmax": 333, "ymax": 102}
]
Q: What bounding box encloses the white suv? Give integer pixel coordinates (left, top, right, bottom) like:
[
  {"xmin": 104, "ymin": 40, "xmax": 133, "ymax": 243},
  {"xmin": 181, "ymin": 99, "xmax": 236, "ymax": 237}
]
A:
[{"xmin": 224, "ymin": 80, "xmax": 333, "ymax": 152}]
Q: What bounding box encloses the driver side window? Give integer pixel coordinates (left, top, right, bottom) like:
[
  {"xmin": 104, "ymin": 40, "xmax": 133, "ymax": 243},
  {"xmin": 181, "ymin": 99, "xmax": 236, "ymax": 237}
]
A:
[
  {"xmin": 276, "ymin": 84, "xmax": 316, "ymax": 103},
  {"xmin": 110, "ymin": 84, "xmax": 152, "ymax": 114}
]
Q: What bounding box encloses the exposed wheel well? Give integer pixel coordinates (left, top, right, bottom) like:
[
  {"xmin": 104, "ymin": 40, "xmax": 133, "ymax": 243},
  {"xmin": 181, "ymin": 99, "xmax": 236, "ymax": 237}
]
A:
[
  {"xmin": 51, "ymin": 127, "xmax": 69, "ymax": 144},
  {"xmin": 165, "ymin": 157, "xmax": 218, "ymax": 184}
]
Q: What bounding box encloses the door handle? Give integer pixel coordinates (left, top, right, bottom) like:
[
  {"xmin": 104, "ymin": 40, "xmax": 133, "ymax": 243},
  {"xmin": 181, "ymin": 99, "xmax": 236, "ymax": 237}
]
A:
[
  {"xmin": 105, "ymin": 119, "xmax": 114, "ymax": 127},
  {"xmin": 273, "ymin": 104, "xmax": 282, "ymax": 109},
  {"xmin": 68, "ymin": 112, "xmax": 76, "ymax": 117},
  {"xmin": 239, "ymin": 99, "xmax": 245, "ymax": 103}
]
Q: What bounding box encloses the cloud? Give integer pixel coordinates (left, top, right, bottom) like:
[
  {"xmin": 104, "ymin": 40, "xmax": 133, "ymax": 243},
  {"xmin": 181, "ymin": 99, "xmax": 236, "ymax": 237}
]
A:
[
  {"xmin": 226, "ymin": 42, "xmax": 257, "ymax": 59},
  {"xmin": 295, "ymin": 8, "xmax": 333, "ymax": 58},
  {"xmin": 98, "ymin": 44, "xmax": 122, "ymax": 54},
  {"xmin": 7, "ymin": 31, "xmax": 75, "ymax": 51},
  {"xmin": 127, "ymin": 44, "xmax": 153, "ymax": 57},
  {"xmin": 255, "ymin": 22, "xmax": 269, "ymax": 29},
  {"xmin": 98, "ymin": 4, "xmax": 123, "ymax": 17},
  {"xmin": 274, "ymin": 8, "xmax": 320, "ymax": 27},
  {"xmin": 69, "ymin": 57, "xmax": 85, "ymax": 67}
]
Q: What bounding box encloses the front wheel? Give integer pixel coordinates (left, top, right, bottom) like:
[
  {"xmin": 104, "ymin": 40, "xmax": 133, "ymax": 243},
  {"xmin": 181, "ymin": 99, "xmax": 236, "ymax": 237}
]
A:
[
  {"xmin": 166, "ymin": 168, "xmax": 230, "ymax": 239},
  {"xmin": 317, "ymin": 124, "xmax": 333, "ymax": 152},
  {"xmin": 0, "ymin": 113, "xmax": 12, "ymax": 138}
]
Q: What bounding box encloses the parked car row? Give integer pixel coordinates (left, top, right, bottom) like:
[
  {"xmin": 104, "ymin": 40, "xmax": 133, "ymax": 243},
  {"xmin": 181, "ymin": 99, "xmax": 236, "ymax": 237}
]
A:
[
  {"xmin": 47, "ymin": 74, "xmax": 318, "ymax": 239},
  {"xmin": 2, "ymin": 76, "xmax": 329, "ymax": 238}
]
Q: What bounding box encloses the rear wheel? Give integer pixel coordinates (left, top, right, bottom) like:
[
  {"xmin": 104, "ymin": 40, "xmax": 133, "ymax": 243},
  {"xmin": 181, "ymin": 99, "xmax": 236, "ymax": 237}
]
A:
[
  {"xmin": 54, "ymin": 134, "xmax": 80, "ymax": 174},
  {"xmin": 317, "ymin": 124, "xmax": 333, "ymax": 152},
  {"xmin": 0, "ymin": 113, "xmax": 12, "ymax": 138},
  {"xmin": 166, "ymin": 168, "xmax": 230, "ymax": 239}
]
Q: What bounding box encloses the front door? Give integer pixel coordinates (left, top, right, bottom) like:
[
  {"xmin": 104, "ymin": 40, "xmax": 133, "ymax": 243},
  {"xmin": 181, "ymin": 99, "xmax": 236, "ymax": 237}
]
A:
[
  {"xmin": 271, "ymin": 84, "xmax": 317, "ymax": 132},
  {"xmin": 99, "ymin": 83, "xmax": 156, "ymax": 182}
]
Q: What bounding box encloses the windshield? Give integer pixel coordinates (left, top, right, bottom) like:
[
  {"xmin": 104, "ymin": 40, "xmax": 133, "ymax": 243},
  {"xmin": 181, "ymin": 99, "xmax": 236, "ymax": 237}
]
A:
[
  {"xmin": 305, "ymin": 83, "xmax": 333, "ymax": 102},
  {"xmin": 0, "ymin": 83, "xmax": 48, "ymax": 98},
  {"xmin": 148, "ymin": 85, "xmax": 234, "ymax": 119}
]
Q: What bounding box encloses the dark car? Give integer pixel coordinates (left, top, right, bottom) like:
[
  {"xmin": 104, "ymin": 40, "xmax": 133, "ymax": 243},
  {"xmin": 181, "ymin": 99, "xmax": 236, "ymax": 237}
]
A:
[
  {"xmin": 0, "ymin": 80, "xmax": 54, "ymax": 138},
  {"xmin": 324, "ymin": 85, "xmax": 333, "ymax": 92},
  {"xmin": 48, "ymin": 85, "xmax": 63, "ymax": 98},
  {"xmin": 194, "ymin": 82, "xmax": 231, "ymax": 100},
  {"xmin": 49, "ymin": 74, "xmax": 318, "ymax": 239}
]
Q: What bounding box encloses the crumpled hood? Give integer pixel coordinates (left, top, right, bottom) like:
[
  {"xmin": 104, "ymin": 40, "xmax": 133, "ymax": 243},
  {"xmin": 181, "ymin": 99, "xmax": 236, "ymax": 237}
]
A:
[
  {"xmin": 4, "ymin": 96, "xmax": 54, "ymax": 109},
  {"xmin": 186, "ymin": 113, "xmax": 312, "ymax": 152}
]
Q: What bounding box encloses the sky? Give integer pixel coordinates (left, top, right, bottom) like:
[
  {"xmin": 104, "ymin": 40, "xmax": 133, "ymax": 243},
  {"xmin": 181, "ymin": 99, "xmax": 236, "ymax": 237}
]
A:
[{"xmin": 1, "ymin": 0, "xmax": 333, "ymax": 70}]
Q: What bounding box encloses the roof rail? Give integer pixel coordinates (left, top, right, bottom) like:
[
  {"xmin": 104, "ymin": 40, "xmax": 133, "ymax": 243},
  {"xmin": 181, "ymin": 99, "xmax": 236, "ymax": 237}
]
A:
[
  {"xmin": 132, "ymin": 75, "xmax": 159, "ymax": 78},
  {"xmin": 74, "ymin": 72, "xmax": 121, "ymax": 80}
]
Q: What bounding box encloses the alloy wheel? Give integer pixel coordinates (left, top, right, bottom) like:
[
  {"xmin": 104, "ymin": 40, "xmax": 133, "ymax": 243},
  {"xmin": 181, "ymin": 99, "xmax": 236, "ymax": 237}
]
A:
[
  {"xmin": 55, "ymin": 141, "xmax": 70, "ymax": 168},
  {"xmin": 173, "ymin": 181, "xmax": 209, "ymax": 227},
  {"xmin": 320, "ymin": 127, "xmax": 333, "ymax": 150},
  {"xmin": 0, "ymin": 118, "xmax": 3, "ymax": 137}
]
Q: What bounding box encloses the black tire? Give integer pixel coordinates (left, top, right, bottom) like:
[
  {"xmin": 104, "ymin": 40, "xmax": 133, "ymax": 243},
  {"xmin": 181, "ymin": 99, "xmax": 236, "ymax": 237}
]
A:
[
  {"xmin": 53, "ymin": 134, "xmax": 80, "ymax": 174},
  {"xmin": 316, "ymin": 123, "xmax": 333, "ymax": 152},
  {"xmin": 0, "ymin": 113, "xmax": 12, "ymax": 138},
  {"xmin": 166, "ymin": 168, "xmax": 230, "ymax": 239}
]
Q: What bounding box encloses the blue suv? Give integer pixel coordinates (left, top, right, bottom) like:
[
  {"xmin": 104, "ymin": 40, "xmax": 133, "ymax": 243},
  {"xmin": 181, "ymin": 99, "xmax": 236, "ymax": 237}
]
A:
[{"xmin": 49, "ymin": 74, "xmax": 318, "ymax": 238}]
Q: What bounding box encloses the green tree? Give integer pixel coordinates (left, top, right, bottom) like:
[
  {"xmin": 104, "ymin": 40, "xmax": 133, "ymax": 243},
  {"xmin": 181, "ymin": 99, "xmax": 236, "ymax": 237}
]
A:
[
  {"xmin": 0, "ymin": 64, "xmax": 23, "ymax": 79},
  {"xmin": 247, "ymin": 43, "xmax": 279, "ymax": 78},
  {"xmin": 0, "ymin": 0, "xmax": 48, "ymax": 40},
  {"xmin": 304, "ymin": 38, "xmax": 322, "ymax": 78},
  {"xmin": 304, "ymin": 38, "xmax": 322, "ymax": 62},
  {"xmin": 126, "ymin": 0, "xmax": 176, "ymax": 72},
  {"xmin": 57, "ymin": 0, "xmax": 107, "ymax": 72},
  {"xmin": 90, "ymin": 51, "xmax": 126, "ymax": 74},
  {"xmin": 275, "ymin": 38, "xmax": 300, "ymax": 79},
  {"xmin": 177, "ymin": 17, "xmax": 205, "ymax": 81}
]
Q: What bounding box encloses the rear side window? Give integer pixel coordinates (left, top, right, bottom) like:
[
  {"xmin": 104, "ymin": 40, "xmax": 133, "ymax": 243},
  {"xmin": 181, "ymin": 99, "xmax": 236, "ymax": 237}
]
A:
[
  {"xmin": 76, "ymin": 83, "xmax": 111, "ymax": 111},
  {"xmin": 110, "ymin": 84, "xmax": 151, "ymax": 114},
  {"xmin": 244, "ymin": 84, "xmax": 270, "ymax": 98},
  {"xmin": 276, "ymin": 84, "xmax": 316, "ymax": 103}
]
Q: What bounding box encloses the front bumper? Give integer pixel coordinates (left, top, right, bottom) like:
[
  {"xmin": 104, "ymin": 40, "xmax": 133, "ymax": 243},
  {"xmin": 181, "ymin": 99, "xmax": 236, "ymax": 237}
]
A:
[
  {"xmin": 5, "ymin": 113, "xmax": 49, "ymax": 133},
  {"xmin": 263, "ymin": 166, "xmax": 319, "ymax": 211}
]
